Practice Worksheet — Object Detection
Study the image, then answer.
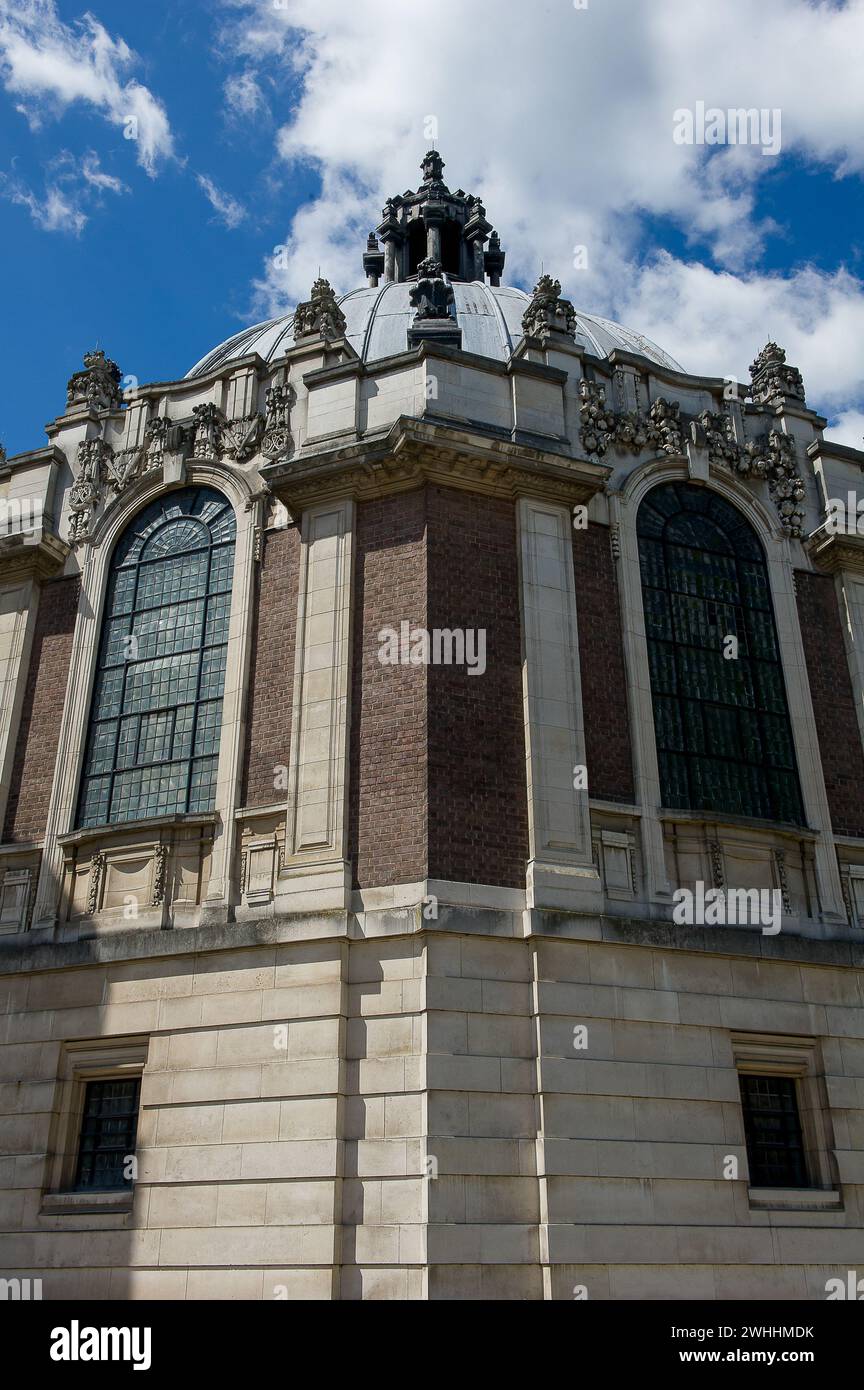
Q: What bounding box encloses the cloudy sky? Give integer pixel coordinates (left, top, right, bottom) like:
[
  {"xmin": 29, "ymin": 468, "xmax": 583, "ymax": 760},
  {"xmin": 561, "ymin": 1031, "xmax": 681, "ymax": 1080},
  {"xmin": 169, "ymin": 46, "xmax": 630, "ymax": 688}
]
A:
[{"xmin": 1, "ymin": 0, "xmax": 863, "ymax": 456}]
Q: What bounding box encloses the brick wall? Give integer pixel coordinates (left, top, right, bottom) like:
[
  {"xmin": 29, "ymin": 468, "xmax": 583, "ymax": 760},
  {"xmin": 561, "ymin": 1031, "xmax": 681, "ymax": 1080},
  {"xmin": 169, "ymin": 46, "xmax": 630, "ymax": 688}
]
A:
[
  {"xmin": 241, "ymin": 524, "xmax": 300, "ymax": 808},
  {"xmin": 571, "ymin": 522, "xmax": 635, "ymax": 804},
  {"xmin": 349, "ymin": 490, "xmax": 428, "ymax": 888},
  {"xmin": 426, "ymin": 486, "xmax": 528, "ymax": 889},
  {"xmin": 796, "ymin": 570, "xmax": 864, "ymax": 837},
  {"xmin": 3, "ymin": 575, "xmax": 79, "ymax": 842}
]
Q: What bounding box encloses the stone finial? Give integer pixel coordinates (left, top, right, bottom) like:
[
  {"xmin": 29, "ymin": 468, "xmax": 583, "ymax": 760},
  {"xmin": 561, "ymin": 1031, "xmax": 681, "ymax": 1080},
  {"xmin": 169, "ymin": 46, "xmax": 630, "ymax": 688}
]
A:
[
  {"xmin": 293, "ymin": 277, "xmax": 347, "ymax": 343},
  {"xmin": 66, "ymin": 349, "xmax": 123, "ymax": 412},
  {"xmin": 484, "ymin": 230, "xmax": 505, "ymax": 286},
  {"xmin": 521, "ymin": 274, "xmax": 577, "ymax": 342},
  {"xmin": 749, "ymin": 341, "xmax": 805, "ymax": 407},
  {"xmin": 363, "ymin": 232, "xmax": 385, "ymax": 287},
  {"xmin": 0, "ymin": 442, "xmax": 6, "ymax": 467},
  {"xmin": 420, "ymin": 150, "xmax": 446, "ymax": 185}
]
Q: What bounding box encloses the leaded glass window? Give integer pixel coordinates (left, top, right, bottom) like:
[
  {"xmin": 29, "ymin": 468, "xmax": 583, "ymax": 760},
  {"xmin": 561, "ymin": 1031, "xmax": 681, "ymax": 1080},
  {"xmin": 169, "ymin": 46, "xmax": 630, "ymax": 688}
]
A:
[
  {"xmin": 637, "ymin": 482, "xmax": 803, "ymax": 824},
  {"xmin": 739, "ymin": 1074, "xmax": 808, "ymax": 1188},
  {"xmin": 75, "ymin": 1078, "xmax": 141, "ymax": 1191},
  {"xmin": 77, "ymin": 487, "xmax": 236, "ymax": 829}
]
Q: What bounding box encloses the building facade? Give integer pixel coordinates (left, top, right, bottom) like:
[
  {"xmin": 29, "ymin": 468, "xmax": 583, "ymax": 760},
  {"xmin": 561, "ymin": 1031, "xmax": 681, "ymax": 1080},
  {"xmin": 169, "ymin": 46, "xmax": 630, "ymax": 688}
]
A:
[{"xmin": 1, "ymin": 150, "xmax": 863, "ymax": 1300}]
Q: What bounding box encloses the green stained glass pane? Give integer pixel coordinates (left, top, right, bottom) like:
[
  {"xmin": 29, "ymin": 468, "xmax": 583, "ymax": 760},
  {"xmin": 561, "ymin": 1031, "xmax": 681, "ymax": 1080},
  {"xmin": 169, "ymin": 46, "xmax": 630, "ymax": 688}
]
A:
[{"xmin": 76, "ymin": 487, "xmax": 235, "ymax": 829}]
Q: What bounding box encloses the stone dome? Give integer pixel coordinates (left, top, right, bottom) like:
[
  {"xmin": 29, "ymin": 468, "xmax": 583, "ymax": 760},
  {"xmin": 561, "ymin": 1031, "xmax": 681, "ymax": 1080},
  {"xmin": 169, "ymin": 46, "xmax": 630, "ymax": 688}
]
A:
[{"xmin": 186, "ymin": 279, "xmax": 683, "ymax": 379}]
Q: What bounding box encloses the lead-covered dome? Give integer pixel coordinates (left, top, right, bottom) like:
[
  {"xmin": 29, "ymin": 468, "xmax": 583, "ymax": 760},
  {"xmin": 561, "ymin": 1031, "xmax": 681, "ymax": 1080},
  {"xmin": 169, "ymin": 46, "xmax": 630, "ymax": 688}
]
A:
[{"xmin": 187, "ymin": 280, "xmax": 682, "ymax": 379}]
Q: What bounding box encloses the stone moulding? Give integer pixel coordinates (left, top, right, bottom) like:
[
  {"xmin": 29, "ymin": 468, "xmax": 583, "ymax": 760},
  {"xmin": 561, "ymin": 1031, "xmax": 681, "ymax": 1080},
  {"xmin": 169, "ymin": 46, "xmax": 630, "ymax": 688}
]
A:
[{"xmin": 261, "ymin": 416, "xmax": 610, "ymax": 512}]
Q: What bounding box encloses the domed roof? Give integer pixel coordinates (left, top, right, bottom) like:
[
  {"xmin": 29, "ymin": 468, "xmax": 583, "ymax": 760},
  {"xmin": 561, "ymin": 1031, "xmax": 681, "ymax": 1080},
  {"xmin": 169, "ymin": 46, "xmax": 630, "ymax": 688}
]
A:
[{"xmin": 186, "ymin": 280, "xmax": 683, "ymax": 379}]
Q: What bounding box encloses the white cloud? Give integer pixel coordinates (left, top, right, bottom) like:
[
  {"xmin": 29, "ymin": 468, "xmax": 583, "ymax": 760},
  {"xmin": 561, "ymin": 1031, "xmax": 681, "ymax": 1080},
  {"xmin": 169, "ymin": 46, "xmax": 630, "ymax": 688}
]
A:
[
  {"xmin": 220, "ymin": 0, "xmax": 864, "ymax": 427},
  {"xmin": 197, "ymin": 173, "xmax": 247, "ymax": 229},
  {"xmin": 0, "ymin": 0, "xmax": 174, "ymax": 174},
  {"xmin": 0, "ymin": 147, "xmax": 127, "ymax": 233},
  {"xmin": 827, "ymin": 410, "xmax": 864, "ymax": 451},
  {"xmin": 224, "ymin": 70, "xmax": 267, "ymax": 121}
]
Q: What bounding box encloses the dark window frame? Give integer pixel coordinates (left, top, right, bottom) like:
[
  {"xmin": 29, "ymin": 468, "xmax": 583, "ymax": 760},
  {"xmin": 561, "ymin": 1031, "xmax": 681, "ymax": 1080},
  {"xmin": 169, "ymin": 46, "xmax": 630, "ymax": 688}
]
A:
[
  {"xmin": 637, "ymin": 481, "xmax": 804, "ymax": 825},
  {"xmin": 76, "ymin": 486, "xmax": 235, "ymax": 830},
  {"xmin": 74, "ymin": 1076, "xmax": 142, "ymax": 1192}
]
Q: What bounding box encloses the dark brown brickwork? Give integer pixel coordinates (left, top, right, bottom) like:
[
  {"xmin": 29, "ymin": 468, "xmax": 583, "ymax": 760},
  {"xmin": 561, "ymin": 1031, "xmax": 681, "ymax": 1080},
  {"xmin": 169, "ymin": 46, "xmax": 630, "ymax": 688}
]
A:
[
  {"xmin": 3, "ymin": 575, "xmax": 79, "ymax": 843},
  {"xmin": 796, "ymin": 570, "xmax": 864, "ymax": 837},
  {"xmin": 241, "ymin": 523, "xmax": 300, "ymax": 808},
  {"xmin": 349, "ymin": 490, "xmax": 428, "ymax": 888},
  {"xmin": 426, "ymin": 486, "xmax": 528, "ymax": 889},
  {"xmin": 571, "ymin": 522, "xmax": 635, "ymax": 804}
]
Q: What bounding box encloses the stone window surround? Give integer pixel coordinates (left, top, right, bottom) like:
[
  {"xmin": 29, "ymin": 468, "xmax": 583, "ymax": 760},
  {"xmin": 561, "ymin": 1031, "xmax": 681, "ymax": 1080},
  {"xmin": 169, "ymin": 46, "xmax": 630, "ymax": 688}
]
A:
[
  {"xmin": 609, "ymin": 458, "xmax": 848, "ymax": 929},
  {"xmin": 30, "ymin": 464, "xmax": 262, "ymax": 933},
  {"xmin": 730, "ymin": 1031, "xmax": 840, "ymax": 1208},
  {"xmin": 41, "ymin": 1036, "xmax": 149, "ymax": 1216}
]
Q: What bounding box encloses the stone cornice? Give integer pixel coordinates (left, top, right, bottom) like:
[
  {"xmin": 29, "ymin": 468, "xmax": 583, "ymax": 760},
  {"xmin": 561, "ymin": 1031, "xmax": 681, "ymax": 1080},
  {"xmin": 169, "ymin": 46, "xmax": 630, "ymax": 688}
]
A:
[
  {"xmin": 262, "ymin": 415, "xmax": 609, "ymax": 510},
  {"xmin": 1, "ymin": 443, "xmax": 66, "ymax": 475},
  {"xmin": 0, "ymin": 530, "xmax": 69, "ymax": 582},
  {"xmin": 805, "ymin": 527, "xmax": 864, "ymax": 576},
  {"xmin": 807, "ymin": 438, "xmax": 864, "ymax": 468}
]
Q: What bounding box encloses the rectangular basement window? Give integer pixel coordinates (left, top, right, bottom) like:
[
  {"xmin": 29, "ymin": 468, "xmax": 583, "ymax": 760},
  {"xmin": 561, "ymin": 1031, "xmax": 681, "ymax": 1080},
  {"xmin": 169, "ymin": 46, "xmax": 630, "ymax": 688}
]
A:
[
  {"xmin": 74, "ymin": 1077, "xmax": 142, "ymax": 1191},
  {"xmin": 41, "ymin": 1037, "xmax": 148, "ymax": 1216},
  {"xmin": 731, "ymin": 1032, "xmax": 841, "ymax": 1210}
]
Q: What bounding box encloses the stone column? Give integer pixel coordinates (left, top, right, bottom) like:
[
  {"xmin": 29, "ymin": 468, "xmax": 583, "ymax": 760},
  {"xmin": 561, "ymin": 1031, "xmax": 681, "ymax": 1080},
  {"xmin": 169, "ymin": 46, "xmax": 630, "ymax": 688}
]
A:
[
  {"xmin": 276, "ymin": 499, "xmax": 355, "ymax": 914},
  {"xmin": 517, "ymin": 498, "xmax": 601, "ymax": 915}
]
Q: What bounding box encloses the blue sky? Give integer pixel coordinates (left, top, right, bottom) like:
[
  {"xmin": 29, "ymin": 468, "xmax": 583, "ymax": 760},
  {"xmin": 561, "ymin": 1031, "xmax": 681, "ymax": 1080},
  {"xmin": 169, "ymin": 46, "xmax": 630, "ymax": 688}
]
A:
[{"xmin": 2, "ymin": 0, "xmax": 864, "ymax": 459}]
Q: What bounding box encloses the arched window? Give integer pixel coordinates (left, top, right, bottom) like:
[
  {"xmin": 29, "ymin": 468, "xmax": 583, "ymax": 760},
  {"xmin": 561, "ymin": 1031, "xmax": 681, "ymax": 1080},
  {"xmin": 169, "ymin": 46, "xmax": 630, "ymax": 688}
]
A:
[
  {"xmin": 637, "ymin": 481, "xmax": 803, "ymax": 825},
  {"xmin": 77, "ymin": 486, "xmax": 236, "ymax": 829}
]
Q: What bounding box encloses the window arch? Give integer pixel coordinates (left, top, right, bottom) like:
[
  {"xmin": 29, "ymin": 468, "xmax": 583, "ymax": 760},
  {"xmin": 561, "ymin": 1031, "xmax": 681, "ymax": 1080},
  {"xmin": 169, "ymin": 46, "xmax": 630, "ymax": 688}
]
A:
[
  {"xmin": 636, "ymin": 481, "xmax": 803, "ymax": 825},
  {"xmin": 77, "ymin": 486, "xmax": 236, "ymax": 829}
]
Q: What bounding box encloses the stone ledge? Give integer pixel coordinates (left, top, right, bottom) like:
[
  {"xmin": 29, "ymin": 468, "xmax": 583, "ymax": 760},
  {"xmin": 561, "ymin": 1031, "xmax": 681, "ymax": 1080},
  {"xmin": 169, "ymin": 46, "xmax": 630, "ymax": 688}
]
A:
[{"xmin": 1, "ymin": 904, "xmax": 863, "ymax": 975}]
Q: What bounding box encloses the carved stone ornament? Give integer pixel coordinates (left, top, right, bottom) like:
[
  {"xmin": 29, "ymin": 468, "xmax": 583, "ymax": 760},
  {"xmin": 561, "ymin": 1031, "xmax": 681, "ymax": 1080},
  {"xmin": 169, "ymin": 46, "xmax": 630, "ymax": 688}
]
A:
[
  {"xmin": 222, "ymin": 413, "xmax": 264, "ymax": 463},
  {"xmin": 66, "ymin": 349, "xmax": 123, "ymax": 412},
  {"xmin": 87, "ymin": 852, "xmax": 105, "ymax": 915},
  {"xmin": 732, "ymin": 429, "xmax": 806, "ymax": 538},
  {"xmin": 151, "ymin": 843, "xmax": 168, "ymax": 907},
  {"xmin": 409, "ymin": 259, "xmax": 455, "ymax": 321},
  {"xmin": 648, "ymin": 397, "xmax": 684, "ymax": 456},
  {"xmin": 192, "ymin": 402, "xmax": 225, "ymax": 460},
  {"xmin": 261, "ymin": 383, "xmax": 295, "ymax": 461},
  {"xmin": 0, "ymin": 442, "xmax": 6, "ymax": 466},
  {"xmin": 68, "ymin": 438, "xmax": 113, "ymax": 542},
  {"xmin": 293, "ymin": 278, "xmax": 347, "ymax": 342},
  {"xmin": 68, "ymin": 418, "xmax": 172, "ymax": 543},
  {"xmin": 749, "ymin": 341, "xmax": 806, "ymax": 407},
  {"xmin": 522, "ymin": 274, "xmax": 578, "ymax": 342}
]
